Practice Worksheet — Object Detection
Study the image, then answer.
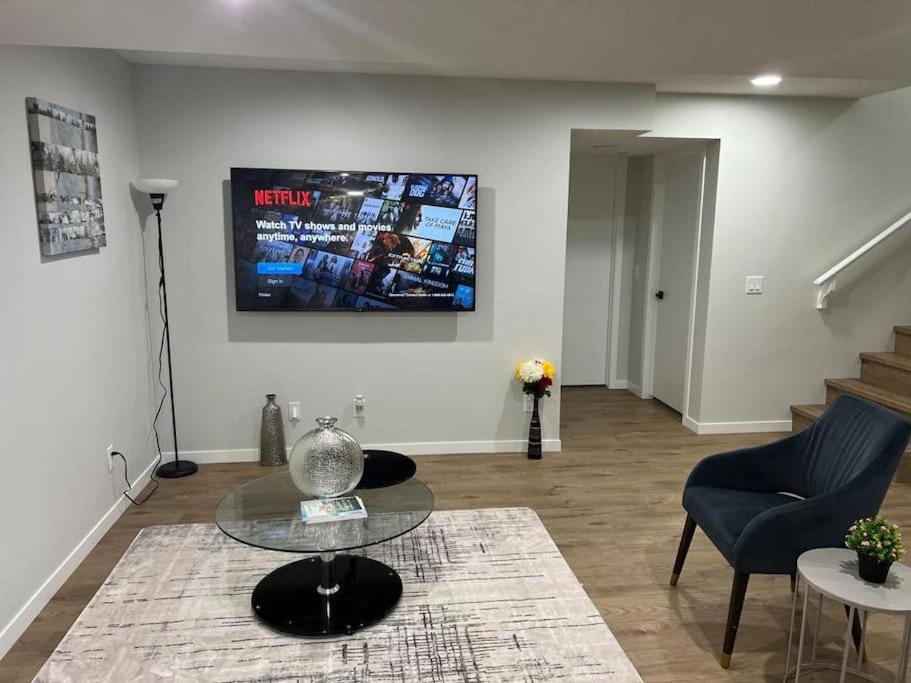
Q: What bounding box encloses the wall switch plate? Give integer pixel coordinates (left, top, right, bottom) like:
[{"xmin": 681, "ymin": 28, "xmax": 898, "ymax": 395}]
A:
[
  {"xmin": 288, "ymin": 402, "xmax": 301, "ymax": 422},
  {"xmin": 354, "ymin": 394, "xmax": 366, "ymax": 413},
  {"xmin": 745, "ymin": 275, "xmax": 764, "ymax": 294},
  {"xmin": 523, "ymin": 394, "xmax": 535, "ymax": 413},
  {"xmin": 105, "ymin": 444, "xmax": 114, "ymax": 472}
]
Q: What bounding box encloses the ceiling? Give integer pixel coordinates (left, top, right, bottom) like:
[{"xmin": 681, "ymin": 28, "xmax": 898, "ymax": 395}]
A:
[{"xmin": 3, "ymin": 0, "xmax": 911, "ymax": 98}]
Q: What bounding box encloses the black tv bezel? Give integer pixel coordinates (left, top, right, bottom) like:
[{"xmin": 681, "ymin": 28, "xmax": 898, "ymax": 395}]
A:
[{"xmin": 230, "ymin": 166, "xmax": 478, "ymax": 313}]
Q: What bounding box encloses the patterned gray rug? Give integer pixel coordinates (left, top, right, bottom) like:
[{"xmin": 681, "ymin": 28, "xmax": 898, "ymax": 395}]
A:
[{"xmin": 35, "ymin": 508, "xmax": 641, "ymax": 682}]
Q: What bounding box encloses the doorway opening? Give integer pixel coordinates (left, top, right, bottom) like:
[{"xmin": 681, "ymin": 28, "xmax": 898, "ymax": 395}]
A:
[{"xmin": 560, "ymin": 131, "xmax": 719, "ymax": 430}]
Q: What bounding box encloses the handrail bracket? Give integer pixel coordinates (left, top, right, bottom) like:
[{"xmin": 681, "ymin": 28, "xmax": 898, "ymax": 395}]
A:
[{"xmin": 815, "ymin": 278, "xmax": 836, "ymax": 310}]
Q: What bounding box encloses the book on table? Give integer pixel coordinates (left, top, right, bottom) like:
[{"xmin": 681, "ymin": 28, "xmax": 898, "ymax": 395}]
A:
[{"xmin": 300, "ymin": 496, "xmax": 368, "ymax": 524}]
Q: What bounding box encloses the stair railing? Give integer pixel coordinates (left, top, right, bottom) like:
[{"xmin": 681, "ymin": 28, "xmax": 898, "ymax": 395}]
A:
[{"xmin": 814, "ymin": 208, "xmax": 911, "ymax": 309}]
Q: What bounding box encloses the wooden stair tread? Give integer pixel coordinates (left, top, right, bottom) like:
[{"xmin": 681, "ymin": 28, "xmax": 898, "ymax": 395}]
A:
[
  {"xmin": 895, "ymin": 326, "xmax": 911, "ymax": 335},
  {"xmin": 860, "ymin": 351, "xmax": 911, "ymax": 372},
  {"xmin": 825, "ymin": 377, "xmax": 911, "ymax": 415},
  {"xmin": 790, "ymin": 404, "xmax": 826, "ymax": 419}
]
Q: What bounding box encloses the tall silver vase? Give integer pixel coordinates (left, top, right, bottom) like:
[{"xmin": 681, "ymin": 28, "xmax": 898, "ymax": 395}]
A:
[{"xmin": 259, "ymin": 394, "xmax": 287, "ymax": 467}]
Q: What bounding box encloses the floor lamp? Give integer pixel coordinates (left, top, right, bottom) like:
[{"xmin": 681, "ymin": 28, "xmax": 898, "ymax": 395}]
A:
[{"xmin": 134, "ymin": 179, "xmax": 198, "ymax": 478}]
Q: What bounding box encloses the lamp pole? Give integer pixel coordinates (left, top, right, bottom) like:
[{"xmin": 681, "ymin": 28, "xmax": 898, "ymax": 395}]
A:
[{"xmin": 150, "ymin": 192, "xmax": 197, "ymax": 478}]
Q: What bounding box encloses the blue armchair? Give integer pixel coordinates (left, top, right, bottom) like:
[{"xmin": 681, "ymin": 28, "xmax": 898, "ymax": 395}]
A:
[{"xmin": 670, "ymin": 395, "xmax": 911, "ymax": 668}]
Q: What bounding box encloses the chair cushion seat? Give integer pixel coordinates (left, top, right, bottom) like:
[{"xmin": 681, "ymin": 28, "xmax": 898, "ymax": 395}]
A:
[{"xmin": 683, "ymin": 485, "xmax": 798, "ymax": 563}]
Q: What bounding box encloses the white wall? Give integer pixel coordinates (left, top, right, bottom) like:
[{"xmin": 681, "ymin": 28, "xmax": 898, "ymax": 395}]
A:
[
  {"xmin": 0, "ymin": 47, "xmax": 154, "ymax": 656},
  {"xmin": 652, "ymin": 92, "xmax": 911, "ymax": 425},
  {"xmin": 133, "ymin": 66, "xmax": 655, "ymax": 457},
  {"xmin": 561, "ymin": 154, "xmax": 620, "ymax": 386}
]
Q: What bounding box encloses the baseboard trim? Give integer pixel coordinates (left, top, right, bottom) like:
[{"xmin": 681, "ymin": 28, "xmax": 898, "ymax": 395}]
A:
[
  {"xmin": 607, "ymin": 379, "xmax": 629, "ymax": 390},
  {"xmin": 626, "ymin": 382, "xmax": 645, "ymax": 398},
  {"xmin": 0, "ymin": 455, "xmax": 157, "ymax": 659},
  {"xmin": 171, "ymin": 439, "xmax": 563, "ymax": 464},
  {"xmin": 683, "ymin": 416, "xmax": 792, "ymax": 435}
]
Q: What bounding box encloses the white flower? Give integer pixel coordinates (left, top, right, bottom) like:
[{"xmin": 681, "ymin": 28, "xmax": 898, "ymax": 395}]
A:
[{"xmin": 518, "ymin": 360, "xmax": 544, "ymax": 383}]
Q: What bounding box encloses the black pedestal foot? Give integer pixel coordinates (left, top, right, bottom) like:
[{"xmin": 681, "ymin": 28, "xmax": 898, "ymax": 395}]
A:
[
  {"xmin": 156, "ymin": 460, "xmax": 198, "ymax": 478},
  {"xmin": 253, "ymin": 554, "xmax": 402, "ymax": 636}
]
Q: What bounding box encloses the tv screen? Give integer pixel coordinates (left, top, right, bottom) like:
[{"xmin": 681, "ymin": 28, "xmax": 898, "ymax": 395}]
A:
[{"xmin": 230, "ymin": 168, "xmax": 477, "ymax": 311}]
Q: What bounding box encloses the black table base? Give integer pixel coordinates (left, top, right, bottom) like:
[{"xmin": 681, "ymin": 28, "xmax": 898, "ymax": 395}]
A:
[
  {"xmin": 252, "ymin": 553, "xmax": 402, "ymax": 636},
  {"xmin": 358, "ymin": 450, "xmax": 417, "ymax": 489}
]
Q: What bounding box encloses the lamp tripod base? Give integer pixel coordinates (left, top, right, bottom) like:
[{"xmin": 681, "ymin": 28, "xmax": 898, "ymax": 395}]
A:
[{"xmin": 156, "ymin": 460, "xmax": 198, "ymax": 478}]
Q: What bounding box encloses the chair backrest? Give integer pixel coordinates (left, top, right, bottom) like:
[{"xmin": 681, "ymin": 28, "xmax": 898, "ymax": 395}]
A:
[{"xmin": 792, "ymin": 395, "xmax": 911, "ymax": 500}]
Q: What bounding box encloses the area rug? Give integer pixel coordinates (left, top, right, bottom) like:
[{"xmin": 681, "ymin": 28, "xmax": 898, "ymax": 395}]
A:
[{"xmin": 35, "ymin": 507, "xmax": 641, "ymax": 682}]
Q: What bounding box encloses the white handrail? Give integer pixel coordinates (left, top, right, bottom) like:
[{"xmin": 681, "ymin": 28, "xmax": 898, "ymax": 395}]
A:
[{"xmin": 813, "ymin": 208, "xmax": 911, "ymax": 309}]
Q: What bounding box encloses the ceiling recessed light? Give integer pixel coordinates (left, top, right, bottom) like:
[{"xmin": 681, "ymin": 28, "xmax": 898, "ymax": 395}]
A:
[{"xmin": 751, "ymin": 74, "xmax": 782, "ymax": 87}]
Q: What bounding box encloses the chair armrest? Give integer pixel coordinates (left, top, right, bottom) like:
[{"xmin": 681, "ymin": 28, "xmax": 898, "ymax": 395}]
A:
[
  {"xmin": 685, "ymin": 432, "xmax": 804, "ymax": 492},
  {"xmin": 731, "ymin": 474, "xmax": 887, "ymax": 573}
]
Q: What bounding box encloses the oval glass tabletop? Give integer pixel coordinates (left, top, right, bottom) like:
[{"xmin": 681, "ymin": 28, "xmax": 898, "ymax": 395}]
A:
[{"xmin": 215, "ymin": 471, "xmax": 434, "ymax": 553}]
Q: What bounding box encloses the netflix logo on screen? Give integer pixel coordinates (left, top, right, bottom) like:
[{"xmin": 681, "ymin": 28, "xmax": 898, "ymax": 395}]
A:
[
  {"xmin": 254, "ymin": 188, "xmax": 314, "ymax": 208},
  {"xmin": 231, "ymin": 167, "xmax": 478, "ymax": 312}
]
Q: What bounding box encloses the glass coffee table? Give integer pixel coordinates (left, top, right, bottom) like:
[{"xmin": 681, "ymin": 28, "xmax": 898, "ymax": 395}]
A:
[{"xmin": 215, "ymin": 471, "xmax": 434, "ymax": 637}]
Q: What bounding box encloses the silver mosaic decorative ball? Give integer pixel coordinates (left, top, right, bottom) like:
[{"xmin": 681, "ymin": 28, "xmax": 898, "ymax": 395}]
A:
[{"xmin": 289, "ymin": 417, "xmax": 364, "ymax": 499}]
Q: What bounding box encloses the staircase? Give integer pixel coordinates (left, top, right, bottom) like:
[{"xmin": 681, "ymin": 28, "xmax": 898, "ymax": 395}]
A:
[{"xmin": 791, "ymin": 326, "xmax": 911, "ymax": 433}]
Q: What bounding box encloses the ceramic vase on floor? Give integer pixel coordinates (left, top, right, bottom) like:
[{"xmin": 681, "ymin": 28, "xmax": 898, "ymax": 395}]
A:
[
  {"xmin": 528, "ymin": 397, "xmax": 542, "ymax": 460},
  {"xmin": 259, "ymin": 394, "xmax": 287, "ymax": 466}
]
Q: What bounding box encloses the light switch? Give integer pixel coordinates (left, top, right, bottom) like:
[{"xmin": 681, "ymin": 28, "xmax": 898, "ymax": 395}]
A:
[{"xmin": 745, "ymin": 275, "xmax": 764, "ymax": 295}]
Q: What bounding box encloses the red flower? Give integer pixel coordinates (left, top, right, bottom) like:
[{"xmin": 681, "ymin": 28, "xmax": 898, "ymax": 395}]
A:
[{"xmin": 539, "ymin": 376, "xmax": 553, "ymax": 388}]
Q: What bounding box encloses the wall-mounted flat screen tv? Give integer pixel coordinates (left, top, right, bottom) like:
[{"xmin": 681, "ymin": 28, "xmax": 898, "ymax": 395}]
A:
[{"xmin": 231, "ymin": 168, "xmax": 477, "ymax": 311}]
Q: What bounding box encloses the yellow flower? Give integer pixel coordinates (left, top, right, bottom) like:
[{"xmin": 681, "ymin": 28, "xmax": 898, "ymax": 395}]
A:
[{"xmin": 540, "ymin": 360, "xmax": 556, "ymax": 379}]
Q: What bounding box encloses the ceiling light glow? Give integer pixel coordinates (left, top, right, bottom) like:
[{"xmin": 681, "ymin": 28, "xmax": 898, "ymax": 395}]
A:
[{"xmin": 751, "ymin": 74, "xmax": 782, "ymax": 87}]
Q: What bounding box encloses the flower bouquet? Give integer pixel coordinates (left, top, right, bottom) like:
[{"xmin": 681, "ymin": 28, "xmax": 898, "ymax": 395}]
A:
[
  {"xmin": 514, "ymin": 359, "xmax": 556, "ymax": 459},
  {"xmin": 845, "ymin": 516, "xmax": 905, "ymax": 584}
]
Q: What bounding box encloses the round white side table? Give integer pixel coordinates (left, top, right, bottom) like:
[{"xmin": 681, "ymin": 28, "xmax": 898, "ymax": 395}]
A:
[{"xmin": 785, "ymin": 548, "xmax": 911, "ymax": 682}]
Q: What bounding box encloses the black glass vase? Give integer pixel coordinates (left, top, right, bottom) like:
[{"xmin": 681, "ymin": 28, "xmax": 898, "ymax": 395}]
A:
[{"xmin": 527, "ymin": 396, "xmax": 542, "ymax": 460}]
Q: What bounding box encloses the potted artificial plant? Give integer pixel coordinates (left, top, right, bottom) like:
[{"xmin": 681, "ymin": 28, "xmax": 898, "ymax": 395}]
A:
[{"xmin": 845, "ymin": 516, "xmax": 905, "ymax": 584}]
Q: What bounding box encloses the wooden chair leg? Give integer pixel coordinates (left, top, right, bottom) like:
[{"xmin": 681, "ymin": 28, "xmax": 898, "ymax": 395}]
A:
[
  {"xmin": 670, "ymin": 514, "xmax": 696, "ymax": 586},
  {"xmin": 721, "ymin": 572, "xmax": 750, "ymax": 669}
]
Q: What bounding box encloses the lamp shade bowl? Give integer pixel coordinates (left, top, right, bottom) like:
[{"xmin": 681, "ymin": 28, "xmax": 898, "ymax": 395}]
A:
[{"xmin": 133, "ymin": 178, "xmax": 179, "ymax": 195}]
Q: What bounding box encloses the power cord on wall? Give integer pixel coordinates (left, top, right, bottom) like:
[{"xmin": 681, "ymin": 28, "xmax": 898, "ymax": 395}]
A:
[{"xmin": 111, "ymin": 273, "xmax": 170, "ymax": 506}]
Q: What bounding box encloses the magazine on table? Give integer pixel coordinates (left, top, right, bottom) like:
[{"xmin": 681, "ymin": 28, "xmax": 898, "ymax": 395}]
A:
[{"xmin": 300, "ymin": 496, "xmax": 368, "ymax": 524}]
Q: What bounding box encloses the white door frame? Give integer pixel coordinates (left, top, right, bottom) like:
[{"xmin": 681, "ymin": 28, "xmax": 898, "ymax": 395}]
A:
[
  {"xmin": 606, "ymin": 154, "xmax": 629, "ymax": 389},
  {"xmin": 640, "ymin": 156, "xmax": 666, "ymax": 399},
  {"xmin": 640, "ymin": 145, "xmax": 709, "ymax": 425}
]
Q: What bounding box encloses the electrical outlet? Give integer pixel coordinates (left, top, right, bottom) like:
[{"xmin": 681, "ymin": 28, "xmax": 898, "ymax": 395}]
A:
[
  {"xmin": 523, "ymin": 394, "xmax": 534, "ymax": 413},
  {"xmin": 745, "ymin": 275, "xmax": 764, "ymax": 294},
  {"xmin": 105, "ymin": 444, "xmax": 114, "ymax": 472}
]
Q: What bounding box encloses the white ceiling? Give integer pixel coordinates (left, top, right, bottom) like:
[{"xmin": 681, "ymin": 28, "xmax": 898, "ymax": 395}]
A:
[{"xmin": 3, "ymin": 0, "xmax": 911, "ymax": 98}]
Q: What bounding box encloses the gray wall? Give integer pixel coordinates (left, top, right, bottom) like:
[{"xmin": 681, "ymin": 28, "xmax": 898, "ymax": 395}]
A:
[
  {"xmin": 562, "ymin": 154, "xmax": 620, "ymax": 386},
  {"xmin": 133, "ymin": 66, "xmax": 655, "ymax": 456},
  {"xmin": 0, "ymin": 46, "xmax": 152, "ymax": 654},
  {"xmin": 652, "ymin": 93, "xmax": 911, "ymax": 424}
]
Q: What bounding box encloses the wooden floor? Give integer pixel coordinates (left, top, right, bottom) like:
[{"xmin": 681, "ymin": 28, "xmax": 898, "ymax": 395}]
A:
[{"xmin": 4, "ymin": 387, "xmax": 911, "ymax": 681}]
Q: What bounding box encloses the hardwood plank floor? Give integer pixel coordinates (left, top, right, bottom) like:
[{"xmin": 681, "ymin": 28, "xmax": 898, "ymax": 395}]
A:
[{"xmin": 3, "ymin": 386, "xmax": 911, "ymax": 681}]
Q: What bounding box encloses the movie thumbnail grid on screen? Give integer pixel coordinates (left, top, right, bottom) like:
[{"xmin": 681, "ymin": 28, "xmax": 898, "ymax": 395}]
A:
[{"xmin": 232, "ymin": 168, "xmax": 477, "ymax": 311}]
